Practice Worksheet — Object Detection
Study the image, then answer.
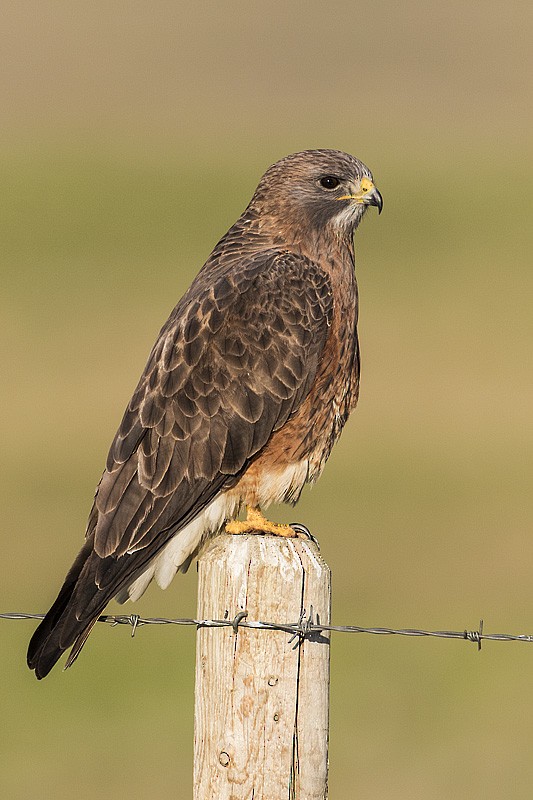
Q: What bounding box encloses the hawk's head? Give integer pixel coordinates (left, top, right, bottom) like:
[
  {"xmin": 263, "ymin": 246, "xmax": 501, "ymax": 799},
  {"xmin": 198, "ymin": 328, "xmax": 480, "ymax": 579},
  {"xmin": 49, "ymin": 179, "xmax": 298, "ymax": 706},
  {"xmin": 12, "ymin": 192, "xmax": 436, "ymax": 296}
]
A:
[{"xmin": 251, "ymin": 149, "xmax": 382, "ymax": 236}]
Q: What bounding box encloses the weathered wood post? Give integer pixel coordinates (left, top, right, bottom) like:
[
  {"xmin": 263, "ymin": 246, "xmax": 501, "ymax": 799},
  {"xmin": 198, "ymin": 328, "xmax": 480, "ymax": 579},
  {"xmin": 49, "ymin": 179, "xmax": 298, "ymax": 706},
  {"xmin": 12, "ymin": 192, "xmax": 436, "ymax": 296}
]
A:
[{"xmin": 194, "ymin": 533, "xmax": 331, "ymax": 799}]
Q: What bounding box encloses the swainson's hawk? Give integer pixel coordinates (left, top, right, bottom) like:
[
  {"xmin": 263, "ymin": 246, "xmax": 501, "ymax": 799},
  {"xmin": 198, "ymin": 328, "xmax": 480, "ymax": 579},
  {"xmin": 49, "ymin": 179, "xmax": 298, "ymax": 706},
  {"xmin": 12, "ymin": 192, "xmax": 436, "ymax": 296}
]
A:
[{"xmin": 28, "ymin": 149, "xmax": 382, "ymax": 678}]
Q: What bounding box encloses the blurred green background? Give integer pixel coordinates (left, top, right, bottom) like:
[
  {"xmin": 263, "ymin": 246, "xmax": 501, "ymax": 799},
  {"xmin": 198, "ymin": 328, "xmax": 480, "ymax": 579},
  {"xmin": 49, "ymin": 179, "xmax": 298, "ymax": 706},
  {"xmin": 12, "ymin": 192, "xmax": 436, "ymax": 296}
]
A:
[{"xmin": 1, "ymin": 2, "xmax": 532, "ymax": 798}]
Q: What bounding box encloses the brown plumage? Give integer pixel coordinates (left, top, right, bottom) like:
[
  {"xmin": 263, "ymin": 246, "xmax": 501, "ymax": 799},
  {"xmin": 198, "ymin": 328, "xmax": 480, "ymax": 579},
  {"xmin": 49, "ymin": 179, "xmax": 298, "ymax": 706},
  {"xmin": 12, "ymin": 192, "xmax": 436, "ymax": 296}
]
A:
[{"xmin": 27, "ymin": 149, "xmax": 382, "ymax": 678}]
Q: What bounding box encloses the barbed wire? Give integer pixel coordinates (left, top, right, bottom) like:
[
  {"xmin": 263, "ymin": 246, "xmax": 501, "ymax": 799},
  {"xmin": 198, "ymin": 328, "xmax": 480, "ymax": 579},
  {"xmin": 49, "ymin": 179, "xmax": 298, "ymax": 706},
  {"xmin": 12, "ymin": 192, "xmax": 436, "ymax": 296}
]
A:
[{"xmin": 3, "ymin": 611, "xmax": 533, "ymax": 650}]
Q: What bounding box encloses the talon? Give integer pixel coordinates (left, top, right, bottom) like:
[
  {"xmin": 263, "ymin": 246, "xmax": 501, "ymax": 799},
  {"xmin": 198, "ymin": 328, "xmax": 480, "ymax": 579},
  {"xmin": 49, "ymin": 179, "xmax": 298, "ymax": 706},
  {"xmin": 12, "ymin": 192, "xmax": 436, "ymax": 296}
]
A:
[{"xmin": 289, "ymin": 523, "xmax": 320, "ymax": 548}]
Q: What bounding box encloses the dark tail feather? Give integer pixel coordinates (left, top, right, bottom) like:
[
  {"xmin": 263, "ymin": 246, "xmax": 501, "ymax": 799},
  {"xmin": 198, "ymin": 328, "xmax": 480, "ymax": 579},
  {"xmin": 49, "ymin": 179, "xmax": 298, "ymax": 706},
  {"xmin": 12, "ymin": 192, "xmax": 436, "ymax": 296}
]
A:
[
  {"xmin": 64, "ymin": 615, "xmax": 100, "ymax": 670},
  {"xmin": 27, "ymin": 538, "xmax": 100, "ymax": 679}
]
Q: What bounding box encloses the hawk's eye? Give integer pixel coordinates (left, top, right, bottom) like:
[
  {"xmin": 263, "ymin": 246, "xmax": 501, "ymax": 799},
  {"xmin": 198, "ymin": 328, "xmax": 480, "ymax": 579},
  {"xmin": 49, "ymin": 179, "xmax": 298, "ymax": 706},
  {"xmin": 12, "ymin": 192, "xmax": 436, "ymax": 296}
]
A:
[{"xmin": 319, "ymin": 175, "xmax": 340, "ymax": 190}]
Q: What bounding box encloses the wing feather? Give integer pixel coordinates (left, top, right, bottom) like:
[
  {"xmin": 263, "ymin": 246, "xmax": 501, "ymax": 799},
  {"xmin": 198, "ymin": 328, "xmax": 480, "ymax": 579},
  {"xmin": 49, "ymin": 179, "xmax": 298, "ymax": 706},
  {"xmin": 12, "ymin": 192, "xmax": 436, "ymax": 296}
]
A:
[{"xmin": 92, "ymin": 249, "xmax": 332, "ymax": 560}]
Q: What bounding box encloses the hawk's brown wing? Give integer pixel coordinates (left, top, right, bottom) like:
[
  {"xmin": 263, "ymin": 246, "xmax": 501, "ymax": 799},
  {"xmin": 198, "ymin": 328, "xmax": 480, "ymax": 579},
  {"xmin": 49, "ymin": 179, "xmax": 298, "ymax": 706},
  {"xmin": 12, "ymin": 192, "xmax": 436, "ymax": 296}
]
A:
[
  {"xmin": 93, "ymin": 248, "xmax": 333, "ymax": 560},
  {"xmin": 28, "ymin": 249, "xmax": 333, "ymax": 676}
]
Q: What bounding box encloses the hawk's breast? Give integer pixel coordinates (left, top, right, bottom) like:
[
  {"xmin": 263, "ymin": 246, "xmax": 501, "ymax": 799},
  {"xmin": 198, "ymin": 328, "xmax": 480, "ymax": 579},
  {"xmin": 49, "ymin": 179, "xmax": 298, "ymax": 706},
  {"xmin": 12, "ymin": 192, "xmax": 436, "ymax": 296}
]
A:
[{"xmin": 230, "ymin": 242, "xmax": 359, "ymax": 507}]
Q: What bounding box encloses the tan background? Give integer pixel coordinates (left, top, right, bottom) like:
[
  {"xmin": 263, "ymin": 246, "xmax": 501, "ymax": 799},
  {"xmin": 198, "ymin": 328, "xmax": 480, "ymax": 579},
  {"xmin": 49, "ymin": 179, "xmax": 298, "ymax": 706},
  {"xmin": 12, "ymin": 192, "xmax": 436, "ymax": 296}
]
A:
[{"xmin": 1, "ymin": 2, "xmax": 532, "ymax": 798}]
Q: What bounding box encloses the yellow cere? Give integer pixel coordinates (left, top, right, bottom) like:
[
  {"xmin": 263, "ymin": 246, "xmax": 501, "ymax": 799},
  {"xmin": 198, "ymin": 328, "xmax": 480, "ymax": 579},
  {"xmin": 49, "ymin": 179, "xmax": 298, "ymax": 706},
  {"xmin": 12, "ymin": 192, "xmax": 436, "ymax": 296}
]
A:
[
  {"xmin": 336, "ymin": 178, "xmax": 375, "ymax": 202},
  {"xmin": 359, "ymin": 177, "xmax": 374, "ymax": 195}
]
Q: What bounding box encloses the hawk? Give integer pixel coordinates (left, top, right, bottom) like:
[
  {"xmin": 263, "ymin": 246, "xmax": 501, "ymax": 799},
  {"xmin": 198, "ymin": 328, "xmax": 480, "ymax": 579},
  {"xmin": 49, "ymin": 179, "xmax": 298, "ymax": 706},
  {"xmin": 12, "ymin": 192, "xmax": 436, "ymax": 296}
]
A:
[{"xmin": 28, "ymin": 149, "xmax": 382, "ymax": 678}]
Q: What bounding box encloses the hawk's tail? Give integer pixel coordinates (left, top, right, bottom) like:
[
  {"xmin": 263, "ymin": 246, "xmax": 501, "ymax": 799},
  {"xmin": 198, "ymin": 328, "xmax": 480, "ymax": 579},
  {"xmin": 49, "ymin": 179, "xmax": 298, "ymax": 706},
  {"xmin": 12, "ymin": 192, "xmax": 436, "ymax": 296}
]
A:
[{"xmin": 27, "ymin": 538, "xmax": 102, "ymax": 680}]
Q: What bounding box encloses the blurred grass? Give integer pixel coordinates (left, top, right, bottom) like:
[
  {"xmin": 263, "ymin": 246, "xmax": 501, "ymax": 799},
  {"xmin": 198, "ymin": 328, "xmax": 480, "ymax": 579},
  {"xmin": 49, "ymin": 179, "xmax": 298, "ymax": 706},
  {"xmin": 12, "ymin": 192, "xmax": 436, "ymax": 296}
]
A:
[
  {"xmin": 1, "ymin": 3, "xmax": 533, "ymax": 799},
  {"xmin": 2, "ymin": 143, "xmax": 532, "ymax": 800}
]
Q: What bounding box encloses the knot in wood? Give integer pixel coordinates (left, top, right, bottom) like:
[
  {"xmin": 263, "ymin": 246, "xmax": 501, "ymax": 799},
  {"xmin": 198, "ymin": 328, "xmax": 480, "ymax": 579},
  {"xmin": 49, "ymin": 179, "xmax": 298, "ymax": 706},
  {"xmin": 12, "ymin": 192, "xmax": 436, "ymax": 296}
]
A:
[{"xmin": 219, "ymin": 751, "xmax": 230, "ymax": 767}]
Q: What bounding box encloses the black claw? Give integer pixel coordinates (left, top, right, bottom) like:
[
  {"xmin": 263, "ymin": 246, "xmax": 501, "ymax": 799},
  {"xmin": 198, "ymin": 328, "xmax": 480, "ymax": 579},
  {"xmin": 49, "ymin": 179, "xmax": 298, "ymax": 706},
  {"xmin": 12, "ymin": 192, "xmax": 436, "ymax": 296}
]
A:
[{"xmin": 289, "ymin": 523, "xmax": 320, "ymax": 549}]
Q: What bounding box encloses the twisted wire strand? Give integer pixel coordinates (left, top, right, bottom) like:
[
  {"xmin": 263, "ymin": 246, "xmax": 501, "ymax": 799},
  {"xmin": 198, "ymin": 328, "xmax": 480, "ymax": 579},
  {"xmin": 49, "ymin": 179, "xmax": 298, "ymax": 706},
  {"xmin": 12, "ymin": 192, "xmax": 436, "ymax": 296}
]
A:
[{"xmin": 3, "ymin": 611, "xmax": 533, "ymax": 649}]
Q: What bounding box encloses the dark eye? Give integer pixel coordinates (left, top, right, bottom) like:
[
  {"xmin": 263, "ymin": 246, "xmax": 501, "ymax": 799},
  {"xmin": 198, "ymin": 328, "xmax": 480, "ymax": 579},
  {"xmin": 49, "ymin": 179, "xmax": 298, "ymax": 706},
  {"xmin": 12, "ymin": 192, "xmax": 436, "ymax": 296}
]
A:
[{"xmin": 319, "ymin": 175, "xmax": 340, "ymax": 190}]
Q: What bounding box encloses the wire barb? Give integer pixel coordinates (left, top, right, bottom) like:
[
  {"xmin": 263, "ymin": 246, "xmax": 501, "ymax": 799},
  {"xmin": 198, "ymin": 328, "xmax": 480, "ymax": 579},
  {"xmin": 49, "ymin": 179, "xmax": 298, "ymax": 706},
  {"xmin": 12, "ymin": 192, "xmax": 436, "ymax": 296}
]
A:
[
  {"xmin": 288, "ymin": 607, "xmax": 316, "ymax": 645},
  {"xmin": 129, "ymin": 614, "xmax": 141, "ymax": 638},
  {"xmin": 464, "ymin": 619, "xmax": 484, "ymax": 651}
]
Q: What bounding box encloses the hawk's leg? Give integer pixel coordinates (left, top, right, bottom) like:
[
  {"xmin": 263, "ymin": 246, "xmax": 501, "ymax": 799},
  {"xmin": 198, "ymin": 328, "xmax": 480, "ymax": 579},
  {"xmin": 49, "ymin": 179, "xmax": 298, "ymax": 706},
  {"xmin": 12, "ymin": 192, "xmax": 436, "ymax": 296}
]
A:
[{"xmin": 226, "ymin": 506, "xmax": 297, "ymax": 538}]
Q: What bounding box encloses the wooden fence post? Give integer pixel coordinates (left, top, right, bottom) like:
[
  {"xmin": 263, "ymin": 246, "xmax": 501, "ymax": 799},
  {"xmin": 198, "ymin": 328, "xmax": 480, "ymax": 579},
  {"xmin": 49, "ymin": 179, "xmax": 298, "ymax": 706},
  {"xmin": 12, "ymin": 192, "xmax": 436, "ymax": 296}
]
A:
[{"xmin": 194, "ymin": 533, "xmax": 331, "ymax": 800}]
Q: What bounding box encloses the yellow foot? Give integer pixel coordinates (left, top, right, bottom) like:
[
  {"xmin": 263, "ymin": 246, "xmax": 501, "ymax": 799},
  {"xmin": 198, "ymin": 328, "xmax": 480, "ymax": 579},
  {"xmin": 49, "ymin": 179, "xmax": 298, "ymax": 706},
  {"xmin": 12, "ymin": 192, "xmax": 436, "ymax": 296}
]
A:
[{"xmin": 225, "ymin": 507, "xmax": 297, "ymax": 538}]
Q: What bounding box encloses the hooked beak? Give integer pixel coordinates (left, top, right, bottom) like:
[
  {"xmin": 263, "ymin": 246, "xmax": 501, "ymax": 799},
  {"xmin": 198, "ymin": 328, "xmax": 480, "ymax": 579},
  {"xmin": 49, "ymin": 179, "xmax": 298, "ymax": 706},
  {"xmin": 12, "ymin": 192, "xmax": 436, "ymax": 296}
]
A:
[
  {"xmin": 338, "ymin": 177, "xmax": 383, "ymax": 214},
  {"xmin": 364, "ymin": 184, "xmax": 383, "ymax": 214}
]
